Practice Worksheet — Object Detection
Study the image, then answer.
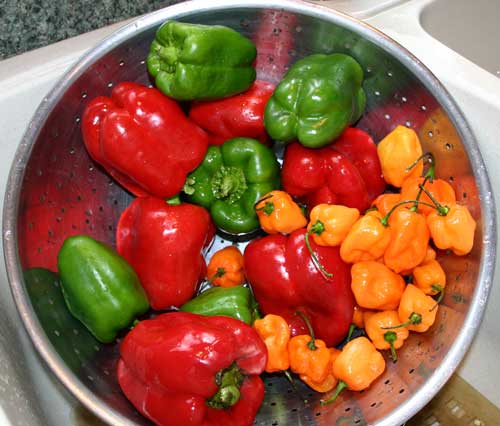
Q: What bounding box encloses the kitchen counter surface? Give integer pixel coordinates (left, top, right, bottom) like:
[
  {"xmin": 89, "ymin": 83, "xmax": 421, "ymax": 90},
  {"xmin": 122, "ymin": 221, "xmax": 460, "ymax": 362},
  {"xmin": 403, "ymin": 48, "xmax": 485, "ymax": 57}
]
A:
[{"xmin": 0, "ymin": 0, "xmax": 182, "ymax": 60}]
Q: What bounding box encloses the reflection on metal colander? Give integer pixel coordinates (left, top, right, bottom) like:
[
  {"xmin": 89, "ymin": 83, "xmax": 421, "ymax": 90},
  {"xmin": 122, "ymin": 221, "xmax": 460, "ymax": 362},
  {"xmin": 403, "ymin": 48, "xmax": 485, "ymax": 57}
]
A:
[{"xmin": 2, "ymin": 1, "xmax": 495, "ymax": 426}]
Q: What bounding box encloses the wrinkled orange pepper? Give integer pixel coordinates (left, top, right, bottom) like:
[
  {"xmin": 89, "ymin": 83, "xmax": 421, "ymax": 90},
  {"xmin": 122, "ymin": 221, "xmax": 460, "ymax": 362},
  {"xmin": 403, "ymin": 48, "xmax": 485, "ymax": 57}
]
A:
[
  {"xmin": 413, "ymin": 259, "xmax": 446, "ymax": 303},
  {"xmin": 307, "ymin": 204, "xmax": 360, "ymax": 247},
  {"xmin": 396, "ymin": 284, "xmax": 438, "ymax": 333},
  {"xmin": 383, "ymin": 208, "xmax": 430, "ymax": 274},
  {"xmin": 206, "ymin": 246, "xmax": 245, "ymax": 287},
  {"xmin": 321, "ymin": 336, "xmax": 386, "ymax": 405},
  {"xmin": 364, "ymin": 310, "xmax": 409, "ymax": 363},
  {"xmin": 400, "ymin": 176, "xmax": 456, "ymax": 216},
  {"xmin": 255, "ymin": 190, "xmax": 307, "ymax": 234},
  {"xmin": 427, "ymin": 204, "xmax": 476, "ymax": 256},
  {"xmin": 340, "ymin": 210, "xmax": 392, "ymax": 264},
  {"xmin": 351, "ymin": 261, "xmax": 406, "ymax": 310},
  {"xmin": 400, "ymin": 245, "xmax": 436, "ymax": 276},
  {"xmin": 253, "ymin": 314, "xmax": 290, "ymax": 373},
  {"xmin": 301, "ymin": 348, "xmax": 340, "ymax": 393},
  {"xmin": 289, "ymin": 312, "xmax": 331, "ymax": 384},
  {"xmin": 372, "ymin": 193, "xmax": 401, "ymax": 216},
  {"xmin": 377, "ymin": 125, "xmax": 423, "ymax": 188}
]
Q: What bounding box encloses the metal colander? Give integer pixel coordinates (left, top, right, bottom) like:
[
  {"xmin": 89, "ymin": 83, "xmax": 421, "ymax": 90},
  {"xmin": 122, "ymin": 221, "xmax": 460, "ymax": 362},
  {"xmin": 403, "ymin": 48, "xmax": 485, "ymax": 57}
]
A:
[{"xmin": 2, "ymin": 1, "xmax": 496, "ymax": 425}]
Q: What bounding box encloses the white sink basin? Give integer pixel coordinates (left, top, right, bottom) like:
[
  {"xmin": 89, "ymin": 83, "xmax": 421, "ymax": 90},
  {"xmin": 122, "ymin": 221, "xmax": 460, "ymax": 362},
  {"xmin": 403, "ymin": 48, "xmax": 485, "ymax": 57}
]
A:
[{"xmin": 421, "ymin": 0, "xmax": 500, "ymax": 78}]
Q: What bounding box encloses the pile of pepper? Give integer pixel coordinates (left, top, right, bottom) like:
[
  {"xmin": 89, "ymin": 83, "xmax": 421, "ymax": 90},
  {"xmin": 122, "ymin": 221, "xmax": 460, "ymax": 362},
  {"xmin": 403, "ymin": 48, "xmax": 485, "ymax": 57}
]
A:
[{"xmin": 24, "ymin": 19, "xmax": 477, "ymax": 426}]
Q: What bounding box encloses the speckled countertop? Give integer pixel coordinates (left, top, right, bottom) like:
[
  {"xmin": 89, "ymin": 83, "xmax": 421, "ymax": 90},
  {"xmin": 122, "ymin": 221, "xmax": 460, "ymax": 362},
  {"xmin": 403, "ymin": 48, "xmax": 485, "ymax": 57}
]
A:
[{"xmin": 0, "ymin": 0, "xmax": 184, "ymax": 60}]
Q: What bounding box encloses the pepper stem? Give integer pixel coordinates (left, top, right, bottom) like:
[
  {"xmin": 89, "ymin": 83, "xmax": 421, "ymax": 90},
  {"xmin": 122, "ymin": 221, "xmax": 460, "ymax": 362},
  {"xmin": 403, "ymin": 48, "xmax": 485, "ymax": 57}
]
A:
[
  {"xmin": 212, "ymin": 166, "xmax": 247, "ymax": 204},
  {"xmin": 295, "ymin": 311, "xmax": 317, "ymax": 351},
  {"xmin": 320, "ymin": 380, "xmax": 348, "ymax": 406},
  {"xmin": 384, "ymin": 331, "xmax": 398, "ymax": 363},
  {"xmin": 284, "ymin": 370, "xmax": 308, "ymax": 405},
  {"xmin": 207, "ymin": 268, "xmax": 226, "ymax": 285},
  {"xmin": 430, "ymin": 284, "xmax": 445, "ymax": 311},
  {"xmin": 304, "ymin": 227, "xmax": 333, "ymax": 280},
  {"xmin": 381, "ymin": 312, "xmax": 422, "ymax": 330},
  {"xmin": 206, "ymin": 363, "xmax": 244, "ymax": 409},
  {"xmin": 405, "ymin": 151, "xmax": 435, "ymax": 181},
  {"xmin": 346, "ymin": 324, "xmax": 356, "ymax": 343},
  {"xmin": 418, "ymin": 184, "xmax": 450, "ymax": 216},
  {"xmin": 380, "ymin": 199, "xmax": 440, "ymax": 226}
]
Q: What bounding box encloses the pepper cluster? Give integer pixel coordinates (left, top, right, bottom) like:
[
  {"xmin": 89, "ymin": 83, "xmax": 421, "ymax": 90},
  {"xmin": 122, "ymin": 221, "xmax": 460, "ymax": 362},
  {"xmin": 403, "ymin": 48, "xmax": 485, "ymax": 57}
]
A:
[{"xmin": 22, "ymin": 19, "xmax": 478, "ymax": 426}]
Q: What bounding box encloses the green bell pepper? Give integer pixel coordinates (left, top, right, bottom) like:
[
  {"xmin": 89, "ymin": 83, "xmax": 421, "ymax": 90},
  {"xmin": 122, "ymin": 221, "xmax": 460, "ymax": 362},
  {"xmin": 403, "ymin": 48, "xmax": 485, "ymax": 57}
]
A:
[
  {"xmin": 57, "ymin": 235, "xmax": 150, "ymax": 343},
  {"xmin": 24, "ymin": 268, "xmax": 100, "ymax": 371},
  {"xmin": 147, "ymin": 20, "xmax": 257, "ymax": 101},
  {"xmin": 264, "ymin": 53, "xmax": 366, "ymax": 148},
  {"xmin": 183, "ymin": 137, "xmax": 281, "ymax": 235},
  {"xmin": 180, "ymin": 285, "xmax": 260, "ymax": 325}
]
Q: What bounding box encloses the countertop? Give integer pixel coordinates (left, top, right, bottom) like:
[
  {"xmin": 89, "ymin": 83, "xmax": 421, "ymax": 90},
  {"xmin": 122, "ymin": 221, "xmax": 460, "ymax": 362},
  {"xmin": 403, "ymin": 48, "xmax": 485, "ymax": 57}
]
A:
[{"xmin": 0, "ymin": 0, "xmax": 183, "ymax": 60}]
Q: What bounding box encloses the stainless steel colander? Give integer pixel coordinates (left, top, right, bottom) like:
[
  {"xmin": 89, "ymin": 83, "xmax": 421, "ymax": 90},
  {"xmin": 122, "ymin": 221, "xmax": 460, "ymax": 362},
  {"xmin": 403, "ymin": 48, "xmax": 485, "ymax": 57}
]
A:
[{"xmin": 2, "ymin": 1, "xmax": 496, "ymax": 425}]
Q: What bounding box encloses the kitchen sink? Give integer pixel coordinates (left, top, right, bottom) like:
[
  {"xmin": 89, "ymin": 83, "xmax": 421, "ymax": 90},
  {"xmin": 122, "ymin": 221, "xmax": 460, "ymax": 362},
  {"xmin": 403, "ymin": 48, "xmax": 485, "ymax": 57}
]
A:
[{"xmin": 420, "ymin": 0, "xmax": 500, "ymax": 79}]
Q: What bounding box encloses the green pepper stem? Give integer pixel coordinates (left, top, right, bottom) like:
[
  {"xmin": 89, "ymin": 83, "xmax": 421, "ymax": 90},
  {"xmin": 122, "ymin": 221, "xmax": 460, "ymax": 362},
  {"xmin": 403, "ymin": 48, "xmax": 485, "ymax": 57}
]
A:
[
  {"xmin": 405, "ymin": 151, "xmax": 435, "ymax": 181},
  {"xmin": 346, "ymin": 324, "xmax": 356, "ymax": 343},
  {"xmin": 284, "ymin": 370, "xmax": 308, "ymax": 405},
  {"xmin": 212, "ymin": 166, "xmax": 247, "ymax": 204},
  {"xmin": 207, "ymin": 268, "xmax": 225, "ymax": 285},
  {"xmin": 206, "ymin": 363, "xmax": 244, "ymax": 409},
  {"xmin": 304, "ymin": 228, "xmax": 333, "ymax": 280},
  {"xmin": 255, "ymin": 201, "xmax": 275, "ymax": 215},
  {"xmin": 380, "ymin": 199, "xmax": 438, "ymax": 226},
  {"xmin": 295, "ymin": 311, "xmax": 317, "ymax": 351},
  {"xmin": 382, "ymin": 312, "xmax": 422, "ymax": 329},
  {"xmin": 410, "ymin": 174, "xmax": 431, "ymax": 212},
  {"xmin": 418, "ymin": 184, "xmax": 450, "ymax": 216},
  {"xmin": 384, "ymin": 331, "xmax": 398, "ymax": 363},
  {"xmin": 320, "ymin": 380, "xmax": 348, "ymax": 406},
  {"xmin": 430, "ymin": 284, "xmax": 445, "ymax": 311}
]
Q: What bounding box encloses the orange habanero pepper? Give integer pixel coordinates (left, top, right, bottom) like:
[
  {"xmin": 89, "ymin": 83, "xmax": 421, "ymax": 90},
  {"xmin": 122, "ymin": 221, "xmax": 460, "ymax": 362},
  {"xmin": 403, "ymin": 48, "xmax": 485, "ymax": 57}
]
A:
[
  {"xmin": 351, "ymin": 261, "xmax": 405, "ymax": 310},
  {"xmin": 253, "ymin": 314, "xmax": 290, "ymax": 373},
  {"xmin": 413, "ymin": 259, "xmax": 446, "ymax": 305},
  {"xmin": 321, "ymin": 337, "xmax": 385, "ymax": 405},
  {"xmin": 301, "ymin": 348, "xmax": 340, "ymax": 393},
  {"xmin": 307, "ymin": 204, "xmax": 360, "ymax": 247},
  {"xmin": 340, "ymin": 210, "xmax": 391, "ymax": 264},
  {"xmin": 427, "ymin": 204, "xmax": 476, "ymax": 256},
  {"xmin": 255, "ymin": 190, "xmax": 307, "ymax": 234},
  {"xmin": 364, "ymin": 310, "xmax": 409, "ymax": 363},
  {"xmin": 289, "ymin": 312, "xmax": 331, "ymax": 384},
  {"xmin": 377, "ymin": 125, "xmax": 423, "ymax": 188},
  {"xmin": 206, "ymin": 246, "xmax": 245, "ymax": 287},
  {"xmin": 383, "ymin": 208, "xmax": 430, "ymax": 274},
  {"xmin": 396, "ymin": 284, "xmax": 438, "ymax": 333}
]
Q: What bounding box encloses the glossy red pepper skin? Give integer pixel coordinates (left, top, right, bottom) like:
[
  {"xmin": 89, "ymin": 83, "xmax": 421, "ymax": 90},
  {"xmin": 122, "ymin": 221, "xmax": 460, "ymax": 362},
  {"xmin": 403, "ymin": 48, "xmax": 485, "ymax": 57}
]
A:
[
  {"xmin": 82, "ymin": 81, "xmax": 208, "ymax": 198},
  {"xmin": 189, "ymin": 80, "xmax": 275, "ymax": 145},
  {"xmin": 281, "ymin": 128, "xmax": 384, "ymax": 212},
  {"xmin": 117, "ymin": 312, "xmax": 266, "ymax": 426},
  {"xmin": 116, "ymin": 197, "xmax": 214, "ymax": 309},
  {"xmin": 244, "ymin": 229, "xmax": 355, "ymax": 347}
]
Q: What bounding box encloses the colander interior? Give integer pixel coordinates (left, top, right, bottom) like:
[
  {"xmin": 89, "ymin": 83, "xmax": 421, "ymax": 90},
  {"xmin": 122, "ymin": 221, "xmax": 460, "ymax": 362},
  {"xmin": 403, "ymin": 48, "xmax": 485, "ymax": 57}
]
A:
[{"xmin": 7, "ymin": 2, "xmax": 488, "ymax": 426}]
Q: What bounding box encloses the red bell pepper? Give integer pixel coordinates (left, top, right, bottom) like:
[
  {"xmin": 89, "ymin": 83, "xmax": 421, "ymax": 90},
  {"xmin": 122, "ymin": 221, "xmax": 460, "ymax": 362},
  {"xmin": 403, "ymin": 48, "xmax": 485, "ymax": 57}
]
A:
[
  {"xmin": 116, "ymin": 197, "xmax": 214, "ymax": 309},
  {"xmin": 281, "ymin": 127, "xmax": 385, "ymax": 212},
  {"xmin": 244, "ymin": 229, "xmax": 355, "ymax": 347},
  {"xmin": 117, "ymin": 312, "xmax": 267, "ymax": 426},
  {"xmin": 189, "ymin": 80, "xmax": 275, "ymax": 145},
  {"xmin": 82, "ymin": 81, "xmax": 208, "ymax": 198}
]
